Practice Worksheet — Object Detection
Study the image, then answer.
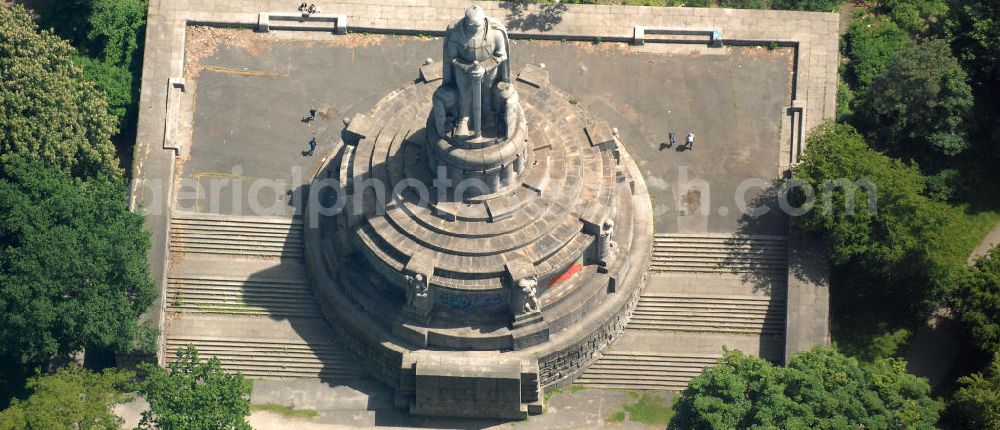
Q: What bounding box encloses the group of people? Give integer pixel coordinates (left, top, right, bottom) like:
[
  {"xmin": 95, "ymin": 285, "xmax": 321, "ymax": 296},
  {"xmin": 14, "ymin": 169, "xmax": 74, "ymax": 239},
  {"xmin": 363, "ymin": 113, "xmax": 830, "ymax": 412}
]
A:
[
  {"xmin": 297, "ymin": 3, "xmax": 320, "ymax": 15},
  {"xmin": 665, "ymin": 132, "xmax": 696, "ymax": 150}
]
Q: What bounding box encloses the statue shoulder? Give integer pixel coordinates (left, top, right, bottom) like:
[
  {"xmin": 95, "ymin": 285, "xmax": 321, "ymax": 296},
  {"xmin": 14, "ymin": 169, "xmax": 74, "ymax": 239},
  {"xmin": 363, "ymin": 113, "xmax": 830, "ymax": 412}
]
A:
[
  {"xmin": 445, "ymin": 19, "xmax": 463, "ymax": 35},
  {"xmin": 486, "ymin": 17, "xmax": 508, "ymax": 33}
]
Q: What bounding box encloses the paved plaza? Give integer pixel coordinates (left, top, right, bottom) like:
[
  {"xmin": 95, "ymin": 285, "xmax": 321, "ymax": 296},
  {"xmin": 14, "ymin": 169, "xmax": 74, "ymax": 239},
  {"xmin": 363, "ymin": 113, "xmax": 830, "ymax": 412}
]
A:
[
  {"xmin": 130, "ymin": 1, "xmax": 838, "ymax": 427},
  {"xmin": 179, "ymin": 31, "xmax": 790, "ymax": 234}
]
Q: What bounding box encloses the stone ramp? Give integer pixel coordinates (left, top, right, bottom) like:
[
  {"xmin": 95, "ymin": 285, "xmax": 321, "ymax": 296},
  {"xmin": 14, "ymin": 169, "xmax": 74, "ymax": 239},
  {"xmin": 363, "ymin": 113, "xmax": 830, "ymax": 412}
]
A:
[
  {"xmin": 578, "ymin": 235, "xmax": 789, "ymax": 391},
  {"xmin": 169, "ymin": 211, "xmax": 303, "ymax": 258}
]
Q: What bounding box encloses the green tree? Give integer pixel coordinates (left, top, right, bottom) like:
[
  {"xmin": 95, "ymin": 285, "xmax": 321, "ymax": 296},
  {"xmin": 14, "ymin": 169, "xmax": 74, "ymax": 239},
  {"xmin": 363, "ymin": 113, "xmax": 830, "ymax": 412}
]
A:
[
  {"xmin": 135, "ymin": 346, "xmax": 252, "ymax": 430},
  {"xmin": 35, "ymin": 0, "xmax": 148, "ymax": 131},
  {"xmin": 949, "ymin": 353, "xmax": 1000, "ymax": 430},
  {"xmin": 0, "ymin": 364, "xmax": 133, "ymax": 430},
  {"xmin": 792, "ymin": 122, "xmax": 956, "ymax": 283},
  {"xmin": 856, "ymin": 39, "xmax": 973, "ymax": 165},
  {"xmin": 789, "ymin": 123, "xmax": 963, "ymax": 355},
  {"xmin": 844, "ymin": 15, "xmax": 912, "ymax": 91},
  {"xmin": 946, "ymin": 0, "xmax": 1000, "ymax": 165},
  {"xmin": 0, "ymin": 6, "xmax": 121, "ymax": 179},
  {"xmin": 770, "ymin": 0, "xmax": 844, "ymax": 12},
  {"xmin": 875, "ymin": 0, "xmax": 948, "ymax": 36},
  {"xmin": 0, "ymin": 156, "xmax": 156, "ymax": 365},
  {"xmin": 670, "ymin": 348, "xmax": 942, "ymax": 429},
  {"xmin": 951, "ymin": 246, "xmax": 1000, "ymax": 353}
]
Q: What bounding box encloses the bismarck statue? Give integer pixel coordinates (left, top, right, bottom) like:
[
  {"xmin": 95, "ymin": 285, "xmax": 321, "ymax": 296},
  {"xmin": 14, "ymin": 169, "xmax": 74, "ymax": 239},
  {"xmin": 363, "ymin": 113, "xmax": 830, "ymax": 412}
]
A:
[
  {"xmin": 427, "ymin": 5, "xmax": 528, "ymax": 197},
  {"xmin": 308, "ymin": 3, "xmax": 653, "ymax": 421},
  {"xmin": 437, "ymin": 4, "xmax": 513, "ymax": 138}
]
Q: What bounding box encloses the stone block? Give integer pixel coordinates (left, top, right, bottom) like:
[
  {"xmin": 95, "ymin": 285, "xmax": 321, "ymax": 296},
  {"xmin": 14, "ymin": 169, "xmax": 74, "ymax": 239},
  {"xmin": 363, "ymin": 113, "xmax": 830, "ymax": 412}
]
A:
[
  {"xmin": 420, "ymin": 61, "xmax": 443, "ymax": 83},
  {"xmin": 585, "ymin": 121, "xmax": 617, "ymax": 151},
  {"xmin": 633, "ymin": 26, "xmax": 645, "ymax": 45},
  {"xmin": 335, "ymin": 15, "xmax": 348, "ymax": 35},
  {"xmin": 345, "ymin": 113, "xmax": 377, "ymax": 140},
  {"xmin": 516, "ymin": 64, "xmax": 550, "ymax": 89},
  {"xmin": 256, "ymin": 13, "xmax": 269, "ymax": 32}
]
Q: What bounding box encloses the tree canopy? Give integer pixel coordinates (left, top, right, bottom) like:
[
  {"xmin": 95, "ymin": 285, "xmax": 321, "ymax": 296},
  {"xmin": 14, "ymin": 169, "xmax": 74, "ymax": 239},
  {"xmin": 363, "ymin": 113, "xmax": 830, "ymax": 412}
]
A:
[
  {"xmin": 856, "ymin": 39, "xmax": 973, "ymax": 165},
  {"xmin": 0, "ymin": 364, "xmax": 133, "ymax": 430},
  {"xmin": 951, "ymin": 246, "xmax": 1000, "ymax": 354},
  {"xmin": 0, "ymin": 155, "xmax": 155, "ymax": 365},
  {"xmin": 35, "ymin": 0, "xmax": 148, "ymax": 130},
  {"xmin": 670, "ymin": 348, "xmax": 941, "ymax": 429},
  {"xmin": 791, "ymin": 122, "xmax": 957, "ymax": 284},
  {"xmin": 949, "ymin": 353, "xmax": 1000, "ymax": 430},
  {"xmin": 844, "ymin": 15, "xmax": 912, "ymax": 92},
  {"xmin": 0, "ymin": 6, "xmax": 121, "ymax": 179},
  {"xmin": 135, "ymin": 346, "xmax": 252, "ymax": 430}
]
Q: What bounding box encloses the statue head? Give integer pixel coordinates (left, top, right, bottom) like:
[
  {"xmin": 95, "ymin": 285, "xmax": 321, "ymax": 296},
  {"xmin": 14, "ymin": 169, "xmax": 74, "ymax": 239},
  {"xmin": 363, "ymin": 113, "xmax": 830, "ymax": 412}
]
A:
[{"xmin": 464, "ymin": 4, "xmax": 486, "ymax": 32}]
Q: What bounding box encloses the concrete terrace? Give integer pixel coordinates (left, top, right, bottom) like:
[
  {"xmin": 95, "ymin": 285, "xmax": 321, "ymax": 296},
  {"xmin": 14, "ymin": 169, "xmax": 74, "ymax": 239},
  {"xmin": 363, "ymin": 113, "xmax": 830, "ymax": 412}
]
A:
[{"xmin": 130, "ymin": 1, "xmax": 837, "ymax": 426}]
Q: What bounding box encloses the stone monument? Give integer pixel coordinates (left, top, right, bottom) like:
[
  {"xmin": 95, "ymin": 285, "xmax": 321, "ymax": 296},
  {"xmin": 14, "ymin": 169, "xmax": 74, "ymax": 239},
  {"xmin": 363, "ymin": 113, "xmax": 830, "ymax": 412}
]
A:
[{"xmin": 305, "ymin": 5, "xmax": 654, "ymax": 420}]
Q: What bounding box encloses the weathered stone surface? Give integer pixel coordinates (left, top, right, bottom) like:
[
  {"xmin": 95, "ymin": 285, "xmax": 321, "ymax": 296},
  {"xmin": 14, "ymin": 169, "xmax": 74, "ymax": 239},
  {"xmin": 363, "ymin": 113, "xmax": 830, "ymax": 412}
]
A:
[{"xmin": 516, "ymin": 63, "xmax": 550, "ymax": 89}]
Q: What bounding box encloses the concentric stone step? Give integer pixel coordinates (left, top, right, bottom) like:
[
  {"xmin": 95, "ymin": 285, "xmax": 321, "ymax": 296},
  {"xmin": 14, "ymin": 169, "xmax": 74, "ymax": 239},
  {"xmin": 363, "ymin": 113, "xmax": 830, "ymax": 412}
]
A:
[
  {"xmin": 575, "ymin": 351, "xmax": 720, "ymax": 390},
  {"xmin": 166, "ymin": 275, "xmax": 319, "ymax": 317},
  {"xmin": 651, "ymin": 233, "xmax": 788, "ymax": 274},
  {"xmin": 165, "ymin": 336, "xmax": 362, "ymax": 380},
  {"xmin": 169, "ymin": 212, "xmax": 303, "ymax": 258},
  {"xmin": 629, "ymin": 294, "xmax": 785, "ymax": 335}
]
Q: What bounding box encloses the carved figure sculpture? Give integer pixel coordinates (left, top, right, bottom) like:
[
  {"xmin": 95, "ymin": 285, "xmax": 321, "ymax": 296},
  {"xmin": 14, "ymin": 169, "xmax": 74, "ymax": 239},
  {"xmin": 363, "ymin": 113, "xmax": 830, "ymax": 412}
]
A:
[
  {"xmin": 442, "ymin": 5, "xmax": 511, "ymax": 137},
  {"xmin": 598, "ymin": 218, "xmax": 615, "ymax": 264},
  {"xmin": 518, "ymin": 277, "xmax": 539, "ymax": 313}
]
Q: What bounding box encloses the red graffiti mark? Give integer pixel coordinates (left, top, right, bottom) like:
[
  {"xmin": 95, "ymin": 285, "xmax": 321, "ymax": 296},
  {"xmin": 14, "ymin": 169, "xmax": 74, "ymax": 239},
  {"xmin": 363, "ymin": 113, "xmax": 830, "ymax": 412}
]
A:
[{"xmin": 548, "ymin": 263, "xmax": 582, "ymax": 288}]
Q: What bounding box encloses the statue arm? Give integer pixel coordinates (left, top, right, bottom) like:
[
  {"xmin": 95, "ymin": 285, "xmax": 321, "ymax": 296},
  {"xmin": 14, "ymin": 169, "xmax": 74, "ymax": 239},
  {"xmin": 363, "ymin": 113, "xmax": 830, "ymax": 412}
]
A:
[{"xmin": 443, "ymin": 31, "xmax": 456, "ymax": 84}]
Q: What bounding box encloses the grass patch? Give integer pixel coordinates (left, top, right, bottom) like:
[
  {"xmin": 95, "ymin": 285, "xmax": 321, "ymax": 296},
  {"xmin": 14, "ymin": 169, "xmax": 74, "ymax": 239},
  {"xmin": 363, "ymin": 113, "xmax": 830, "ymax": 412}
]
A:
[
  {"xmin": 250, "ymin": 403, "xmax": 319, "ymax": 420},
  {"xmin": 605, "ymin": 390, "xmax": 675, "ymax": 425},
  {"xmin": 607, "ymin": 410, "xmax": 626, "ymax": 422},
  {"xmin": 543, "ymin": 384, "xmax": 587, "ymax": 402},
  {"xmin": 930, "ymin": 206, "xmax": 999, "ymax": 270}
]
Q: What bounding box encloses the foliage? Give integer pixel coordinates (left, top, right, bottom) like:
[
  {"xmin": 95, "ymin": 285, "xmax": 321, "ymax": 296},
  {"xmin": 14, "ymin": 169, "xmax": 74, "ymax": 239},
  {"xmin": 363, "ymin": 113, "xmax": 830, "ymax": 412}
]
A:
[
  {"xmin": 0, "ymin": 364, "xmax": 133, "ymax": 430},
  {"xmin": 950, "ymin": 246, "xmax": 1000, "ymax": 354},
  {"xmin": 0, "ymin": 156, "xmax": 156, "ymax": 365},
  {"xmin": 844, "ymin": 15, "xmax": 912, "ymax": 91},
  {"xmin": 949, "ymin": 353, "xmax": 1000, "ymax": 430},
  {"xmin": 770, "ymin": 0, "xmax": 844, "ymax": 12},
  {"xmin": 135, "ymin": 345, "xmax": 252, "ymax": 430},
  {"xmin": 37, "ymin": 0, "xmax": 147, "ymax": 68},
  {"xmin": 670, "ymin": 348, "xmax": 942, "ymax": 429},
  {"xmin": 856, "ymin": 39, "xmax": 973, "ymax": 165},
  {"xmin": 789, "ymin": 122, "xmax": 975, "ymax": 355},
  {"xmin": 719, "ymin": 0, "xmax": 770, "ymax": 9},
  {"xmin": 875, "ymin": 0, "xmax": 948, "ymax": 36},
  {"xmin": 791, "ymin": 122, "xmax": 958, "ymax": 285},
  {"xmin": 945, "ymin": 0, "xmax": 1000, "ymax": 164},
  {"xmin": 0, "ymin": 6, "xmax": 120, "ymax": 179},
  {"xmin": 34, "ymin": 0, "xmax": 148, "ymax": 131}
]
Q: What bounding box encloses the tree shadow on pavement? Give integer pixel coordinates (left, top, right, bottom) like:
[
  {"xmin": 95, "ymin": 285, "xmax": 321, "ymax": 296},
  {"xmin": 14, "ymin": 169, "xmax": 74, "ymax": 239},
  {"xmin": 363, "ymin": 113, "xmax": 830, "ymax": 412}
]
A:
[{"xmin": 499, "ymin": 1, "xmax": 568, "ymax": 32}]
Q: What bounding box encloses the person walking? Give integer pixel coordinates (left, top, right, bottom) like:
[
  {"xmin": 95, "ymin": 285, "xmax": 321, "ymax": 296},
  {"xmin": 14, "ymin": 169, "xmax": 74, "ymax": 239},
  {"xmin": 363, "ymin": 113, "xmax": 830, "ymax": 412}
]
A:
[
  {"xmin": 306, "ymin": 108, "xmax": 317, "ymax": 122},
  {"xmin": 306, "ymin": 137, "xmax": 317, "ymax": 156},
  {"xmin": 685, "ymin": 132, "xmax": 695, "ymax": 150}
]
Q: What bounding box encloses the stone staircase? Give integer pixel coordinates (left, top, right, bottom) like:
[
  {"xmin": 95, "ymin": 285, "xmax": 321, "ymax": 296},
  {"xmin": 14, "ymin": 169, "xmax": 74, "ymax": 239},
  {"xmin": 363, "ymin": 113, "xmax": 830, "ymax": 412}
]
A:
[
  {"xmin": 169, "ymin": 212, "xmax": 303, "ymax": 258},
  {"xmin": 576, "ymin": 233, "xmax": 790, "ymax": 391},
  {"xmin": 629, "ymin": 293, "xmax": 785, "ymax": 335},
  {"xmin": 166, "ymin": 274, "xmax": 318, "ymax": 317},
  {"xmin": 575, "ymin": 351, "xmax": 720, "ymax": 390},
  {"xmin": 651, "ymin": 233, "xmax": 787, "ymax": 275},
  {"xmin": 165, "ymin": 335, "xmax": 361, "ymax": 380},
  {"xmin": 163, "ymin": 212, "xmax": 366, "ymax": 382}
]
